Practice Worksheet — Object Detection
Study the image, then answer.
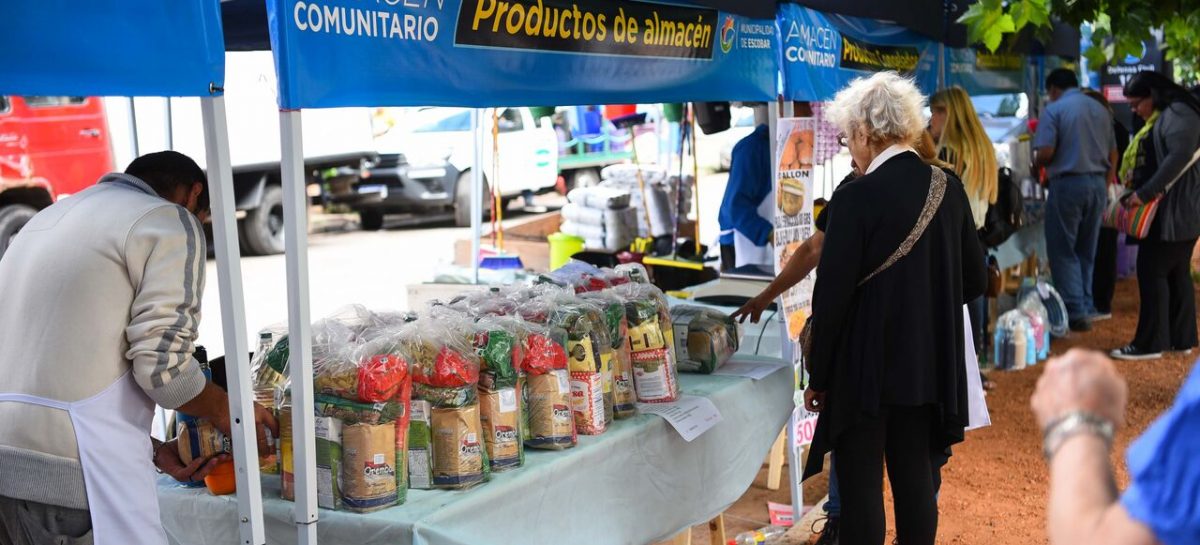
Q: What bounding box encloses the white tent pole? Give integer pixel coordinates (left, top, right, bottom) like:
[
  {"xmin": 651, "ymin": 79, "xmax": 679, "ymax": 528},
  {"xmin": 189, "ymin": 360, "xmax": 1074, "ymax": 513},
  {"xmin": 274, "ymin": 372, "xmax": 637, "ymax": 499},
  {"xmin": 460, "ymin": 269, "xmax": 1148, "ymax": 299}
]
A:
[
  {"xmin": 471, "ymin": 108, "xmax": 484, "ymax": 283},
  {"xmin": 280, "ymin": 109, "xmax": 319, "ymax": 545},
  {"xmin": 165, "ymin": 97, "xmax": 174, "ymax": 151},
  {"xmin": 200, "ymin": 95, "xmax": 265, "ymax": 545},
  {"xmin": 128, "ymin": 97, "xmax": 141, "ymax": 157}
]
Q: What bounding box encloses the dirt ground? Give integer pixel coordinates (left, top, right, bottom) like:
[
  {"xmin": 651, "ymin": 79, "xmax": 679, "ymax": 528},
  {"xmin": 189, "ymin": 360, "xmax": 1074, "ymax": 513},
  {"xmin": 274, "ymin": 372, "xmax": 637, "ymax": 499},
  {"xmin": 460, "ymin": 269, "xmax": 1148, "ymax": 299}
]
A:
[{"xmin": 670, "ymin": 278, "xmax": 1197, "ymax": 545}]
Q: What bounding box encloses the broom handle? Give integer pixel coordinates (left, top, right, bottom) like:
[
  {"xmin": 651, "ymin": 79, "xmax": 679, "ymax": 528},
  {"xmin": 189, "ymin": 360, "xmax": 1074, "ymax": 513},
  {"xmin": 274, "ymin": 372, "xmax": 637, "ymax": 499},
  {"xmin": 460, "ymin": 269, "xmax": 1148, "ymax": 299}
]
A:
[
  {"xmin": 492, "ymin": 109, "xmax": 503, "ymax": 253},
  {"xmin": 631, "ymin": 130, "xmax": 653, "ymax": 243},
  {"xmin": 689, "ymin": 108, "xmax": 700, "ymax": 256}
]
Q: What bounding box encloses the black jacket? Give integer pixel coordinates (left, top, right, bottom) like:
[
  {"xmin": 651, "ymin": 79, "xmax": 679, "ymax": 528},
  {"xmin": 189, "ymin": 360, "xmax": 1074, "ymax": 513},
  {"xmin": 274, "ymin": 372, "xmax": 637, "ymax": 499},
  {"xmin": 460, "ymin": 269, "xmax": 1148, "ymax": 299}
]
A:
[{"xmin": 802, "ymin": 151, "xmax": 987, "ymax": 480}]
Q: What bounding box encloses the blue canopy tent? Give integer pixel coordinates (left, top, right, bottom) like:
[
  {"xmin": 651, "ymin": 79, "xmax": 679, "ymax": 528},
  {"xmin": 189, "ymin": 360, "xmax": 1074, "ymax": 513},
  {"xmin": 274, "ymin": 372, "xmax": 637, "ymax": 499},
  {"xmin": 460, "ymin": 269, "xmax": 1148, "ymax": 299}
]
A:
[{"xmin": 1, "ymin": 1, "xmax": 268, "ymax": 543}]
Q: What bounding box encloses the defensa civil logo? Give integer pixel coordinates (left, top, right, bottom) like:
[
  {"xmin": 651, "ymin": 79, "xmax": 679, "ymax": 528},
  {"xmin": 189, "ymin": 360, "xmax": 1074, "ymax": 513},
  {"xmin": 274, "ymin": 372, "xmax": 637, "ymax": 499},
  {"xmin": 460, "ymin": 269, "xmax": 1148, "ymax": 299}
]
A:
[{"xmin": 719, "ymin": 15, "xmax": 736, "ymax": 53}]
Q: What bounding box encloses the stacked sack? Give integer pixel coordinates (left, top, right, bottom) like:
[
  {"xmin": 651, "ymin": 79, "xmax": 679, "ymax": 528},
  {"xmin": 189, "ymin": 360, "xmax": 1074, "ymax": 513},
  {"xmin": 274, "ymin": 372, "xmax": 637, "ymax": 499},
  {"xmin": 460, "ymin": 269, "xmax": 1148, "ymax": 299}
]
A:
[
  {"xmin": 561, "ymin": 186, "xmax": 638, "ymax": 251},
  {"xmin": 597, "ymin": 164, "xmax": 693, "ymax": 239}
]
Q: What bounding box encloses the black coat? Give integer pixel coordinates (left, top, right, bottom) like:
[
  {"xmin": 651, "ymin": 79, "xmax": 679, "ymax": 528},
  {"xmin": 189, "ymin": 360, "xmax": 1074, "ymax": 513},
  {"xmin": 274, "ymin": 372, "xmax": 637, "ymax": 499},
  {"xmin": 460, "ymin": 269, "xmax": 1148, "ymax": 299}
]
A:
[{"xmin": 802, "ymin": 151, "xmax": 987, "ymax": 480}]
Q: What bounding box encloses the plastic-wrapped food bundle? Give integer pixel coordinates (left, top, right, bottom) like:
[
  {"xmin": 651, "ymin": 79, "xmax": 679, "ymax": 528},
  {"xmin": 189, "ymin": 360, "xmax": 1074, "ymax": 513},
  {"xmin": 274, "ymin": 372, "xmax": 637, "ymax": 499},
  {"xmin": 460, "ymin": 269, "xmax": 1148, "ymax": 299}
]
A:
[
  {"xmin": 669, "ymin": 305, "xmax": 742, "ymax": 374},
  {"xmin": 469, "ymin": 316, "xmax": 525, "ymax": 471},
  {"xmin": 581, "ymin": 291, "xmax": 636, "ymax": 419},
  {"xmin": 994, "ymin": 310, "xmax": 1036, "ymax": 371},
  {"xmin": 1017, "ymin": 294, "xmax": 1051, "ymax": 361},
  {"xmin": 612, "ymin": 283, "xmax": 680, "ymax": 403},
  {"xmin": 400, "ymin": 318, "xmax": 481, "ymax": 408},
  {"xmin": 516, "ymin": 322, "xmax": 577, "ymax": 450},
  {"xmin": 544, "ymin": 295, "xmax": 614, "ymax": 433},
  {"xmin": 471, "ymin": 316, "xmax": 523, "ymax": 390},
  {"xmin": 397, "ymin": 316, "xmax": 488, "ymax": 489},
  {"xmin": 613, "ymin": 262, "xmax": 651, "ymax": 284}
]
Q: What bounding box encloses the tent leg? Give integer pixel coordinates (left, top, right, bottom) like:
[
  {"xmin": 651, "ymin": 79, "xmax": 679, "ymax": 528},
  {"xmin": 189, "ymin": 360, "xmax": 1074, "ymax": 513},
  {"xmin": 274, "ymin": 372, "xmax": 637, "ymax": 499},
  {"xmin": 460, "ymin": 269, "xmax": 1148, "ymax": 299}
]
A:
[
  {"xmin": 471, "ymin": 109, "xmax": 484, "ymax": 283},
  {"xmin": 280, "ymin": 110, "xmax": 318, "ymax": 545},
  {"xmin": 201, "ymin": 96, "xmax": 265, "ymax": 545}
]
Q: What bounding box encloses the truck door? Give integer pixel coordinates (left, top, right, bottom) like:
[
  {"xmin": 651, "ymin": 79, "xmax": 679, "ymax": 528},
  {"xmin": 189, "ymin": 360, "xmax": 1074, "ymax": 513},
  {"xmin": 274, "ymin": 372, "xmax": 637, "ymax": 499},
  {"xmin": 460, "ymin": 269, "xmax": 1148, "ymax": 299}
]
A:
[
  {"xmin": 493, "ymin": 108, "xmax": 557, "ymax": 197},
  {"xmin": 16, "ymin": 96, "xmax": 115, "ymax": 199}
]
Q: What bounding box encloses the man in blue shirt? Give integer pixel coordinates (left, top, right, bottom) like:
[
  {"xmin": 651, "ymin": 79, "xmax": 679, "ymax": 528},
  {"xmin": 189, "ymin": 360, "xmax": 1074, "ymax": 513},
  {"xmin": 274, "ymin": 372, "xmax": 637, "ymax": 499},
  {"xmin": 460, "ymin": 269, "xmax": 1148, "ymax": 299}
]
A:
[
  {"xmin": 718, "ymin": 113, "xmax": 773, "ymax": 273},
  {"xmin": 1033, "ymin": 349, "xmax": 1200, "ymax": 545},
  {"xmin": 1033, "ymin": 69, "xmax": 1119, "ymax": 332}
]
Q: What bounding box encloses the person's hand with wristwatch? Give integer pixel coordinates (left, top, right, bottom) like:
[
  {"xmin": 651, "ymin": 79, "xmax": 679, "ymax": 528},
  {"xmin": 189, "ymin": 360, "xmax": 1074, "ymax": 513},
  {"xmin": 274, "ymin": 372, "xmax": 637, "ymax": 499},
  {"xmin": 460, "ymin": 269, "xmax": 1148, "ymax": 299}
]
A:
[{"xmin": 1031, "ymin": 349, "xmax": 1128, "ymax": 461}]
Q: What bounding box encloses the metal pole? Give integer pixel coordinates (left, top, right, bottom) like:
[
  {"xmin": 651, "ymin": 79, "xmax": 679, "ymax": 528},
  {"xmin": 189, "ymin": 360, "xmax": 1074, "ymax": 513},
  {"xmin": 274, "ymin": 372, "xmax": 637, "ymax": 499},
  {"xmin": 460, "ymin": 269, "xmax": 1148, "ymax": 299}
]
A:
[
  {"xmin": 471, "ymin": 109, "xmax": 484, "ymax": 283},
  {"xmin": 164, "ymin": 97, "xmax": 174, "ymax": 151},
  {"xmin": 938, "ymin": 43, "xmax": 946, "ymax": 90},
  {"xmin": 200, "ymin": 96, "xmax": 265, "ymax": 545},
  {"xmin": 128, "ymin": 97, "xmax": 141, "ymax": 158},
  {"xmin": 280, "ymin": 110, "xmax": 318, "ymax": 545}
]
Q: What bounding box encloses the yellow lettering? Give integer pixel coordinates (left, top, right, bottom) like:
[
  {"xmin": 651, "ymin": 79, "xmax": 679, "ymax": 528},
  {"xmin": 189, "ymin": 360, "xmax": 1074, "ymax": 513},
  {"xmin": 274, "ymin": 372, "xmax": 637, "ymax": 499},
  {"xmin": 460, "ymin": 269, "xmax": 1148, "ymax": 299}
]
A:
[
  {"xmin": 582, "ymin": 11, "xmax": 596, "ymax": 40},
  {"xmin": 525, "ymin": 0, "xmax": 543, "ymax": 36},
  {"xmin": 505, "ymin": 2, "xmax": 525, "ymax": 34},
  {"xmin": 494, "ymin": 2, "xmax": 509, "ymax": 33},
  {"xmin": 559, "ymin": 9, "xmax": 571, "ymax": 39},
  {"xmin": 572, "ymin": 5, "xmax": 582, "ymax": 39},
  {"xmin": 472, "ymin": 0, "xmax": 495, "ymax": 31},
  {"xmin": 629, "ymin": 17, "xmax": 638, "ymax": 44},
  {"xmin": 596, "ymin": 14, "xmax": 607, "ymax": 41}
]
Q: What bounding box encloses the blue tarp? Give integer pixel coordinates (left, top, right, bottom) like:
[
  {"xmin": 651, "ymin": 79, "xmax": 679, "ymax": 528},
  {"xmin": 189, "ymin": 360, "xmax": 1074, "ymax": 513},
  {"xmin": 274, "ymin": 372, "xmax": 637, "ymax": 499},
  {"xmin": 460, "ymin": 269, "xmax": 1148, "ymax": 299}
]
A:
[
  {"xmin": 265, "ymin": 0, "xmax": 779, "ymax": 109},
  {"xmin": 0, "ymin": 0, "xmax": 225, "ymax": 97}
]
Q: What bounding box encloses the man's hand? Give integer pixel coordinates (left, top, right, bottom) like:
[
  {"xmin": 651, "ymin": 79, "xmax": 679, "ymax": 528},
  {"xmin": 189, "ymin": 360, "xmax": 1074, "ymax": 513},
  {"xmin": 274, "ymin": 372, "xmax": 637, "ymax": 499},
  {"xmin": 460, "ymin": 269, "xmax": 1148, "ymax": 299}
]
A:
[
  {"xmin": 804, "ymin": 389, "xmax": 826, "ymax": 413},
  {"xmin": 1031, "ymin": 349, "xmax": 1128, "ymax": 431},
  {"xmin": 253, "ymin": 402, "xmax": 280, "ymax": 455},
  {"xmin": 732, "ymin": 293, "xmax": 772, "ymax": 324},
  {"xmin": 154, "ymin": 439, "xmax": 230, "ymax": 483}
]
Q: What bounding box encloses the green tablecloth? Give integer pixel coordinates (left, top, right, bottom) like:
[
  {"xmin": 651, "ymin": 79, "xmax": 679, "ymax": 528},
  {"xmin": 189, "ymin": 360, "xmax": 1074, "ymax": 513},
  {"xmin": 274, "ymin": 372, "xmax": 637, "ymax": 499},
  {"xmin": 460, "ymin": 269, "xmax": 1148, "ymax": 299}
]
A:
[{"xmin": 159, "ymin": 361, "xmax": 792, "ymax": 545}]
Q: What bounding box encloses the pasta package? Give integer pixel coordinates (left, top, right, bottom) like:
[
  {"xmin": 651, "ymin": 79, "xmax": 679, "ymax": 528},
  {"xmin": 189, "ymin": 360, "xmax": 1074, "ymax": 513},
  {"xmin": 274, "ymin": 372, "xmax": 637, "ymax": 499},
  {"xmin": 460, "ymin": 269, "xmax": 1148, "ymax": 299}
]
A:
[
  {"xmin": 315, "ymin": 395, "xmax": 403, "ymax": 425},
  {"xmin": 407, "ymin": 400, "xmax": 433, "ymax": 490},
  {"xmin": 431, "ymin": 404, "xmax": 487, "ymax": 489},
  {"xmin": 478, "ymin": 387, "xmax": 523, "ymax": 471},
  {"xmin": 582, "ymin": 291, "xmax": 635, "ymax": 419},
  {"xmin": 524, "ymin": 370, "xmax": 576, "ymax": 450},
  {"xmin": 342, "ymin": 423, "xmax": 399, "ymax": 513},
  {"xmin": 669, "ymin": 305, "xmax": 741, "ymax": 374},
  {"xmin": 569, "ymin": 371, "xmax": 606, "ymax": 435},
  {"xmin": 631, "ymin": 348, "xmax": 680, "ymax": 403},
  {"xmin": 315, "ymin": 417, "xmax": 343, "ymax": 511}
]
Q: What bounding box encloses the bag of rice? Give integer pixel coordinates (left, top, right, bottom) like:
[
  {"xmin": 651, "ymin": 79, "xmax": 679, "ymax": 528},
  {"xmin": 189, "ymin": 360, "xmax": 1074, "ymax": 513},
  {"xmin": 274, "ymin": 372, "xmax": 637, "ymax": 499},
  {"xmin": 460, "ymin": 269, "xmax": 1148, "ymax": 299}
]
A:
[
  {"xmin": 479, "ymin": 386, "xmax": 522, "ymax": 471},
  {"xmin": 342, "ymin": 423, "xmax": 399, "ymax": 513},
  {"xmin": 431, "ymin": 404, "xmax": 487, "ymax": 489}
]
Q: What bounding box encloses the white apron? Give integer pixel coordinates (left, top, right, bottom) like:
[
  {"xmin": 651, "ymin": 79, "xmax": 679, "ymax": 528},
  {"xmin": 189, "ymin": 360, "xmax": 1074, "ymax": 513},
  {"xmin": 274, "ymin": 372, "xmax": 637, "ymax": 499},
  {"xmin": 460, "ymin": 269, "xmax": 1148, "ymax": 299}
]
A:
[
  {"xmin": 732, "ymin": 189, "xmax": 776, "ymax": 269},
  {"xmin": 0, "ymin": 370, "xmax": 167, "ymax": 545}
]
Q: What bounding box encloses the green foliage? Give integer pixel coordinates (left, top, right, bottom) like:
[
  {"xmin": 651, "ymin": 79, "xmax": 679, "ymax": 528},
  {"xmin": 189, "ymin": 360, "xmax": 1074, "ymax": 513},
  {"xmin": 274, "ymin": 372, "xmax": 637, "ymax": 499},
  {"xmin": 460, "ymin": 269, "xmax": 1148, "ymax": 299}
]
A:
[{"xmin": 960, "ymin": 0, "xmax": 1200, "ymax": 84}]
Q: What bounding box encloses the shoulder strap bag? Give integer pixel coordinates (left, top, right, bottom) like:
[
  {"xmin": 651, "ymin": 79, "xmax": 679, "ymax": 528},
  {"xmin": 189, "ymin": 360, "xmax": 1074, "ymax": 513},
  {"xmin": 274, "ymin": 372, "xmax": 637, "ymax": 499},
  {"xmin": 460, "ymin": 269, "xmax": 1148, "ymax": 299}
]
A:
[{"xmin": 1104, "ymin": 143, "xmax": 1200, "ymax": 239}]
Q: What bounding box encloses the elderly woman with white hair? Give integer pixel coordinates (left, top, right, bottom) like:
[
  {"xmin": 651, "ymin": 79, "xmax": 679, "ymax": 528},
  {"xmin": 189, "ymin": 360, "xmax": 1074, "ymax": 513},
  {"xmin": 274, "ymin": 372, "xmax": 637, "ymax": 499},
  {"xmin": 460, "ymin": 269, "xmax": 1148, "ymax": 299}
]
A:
[{"xmin": 800, "ymin": 72, "xmax": 987, "ymax": 545}]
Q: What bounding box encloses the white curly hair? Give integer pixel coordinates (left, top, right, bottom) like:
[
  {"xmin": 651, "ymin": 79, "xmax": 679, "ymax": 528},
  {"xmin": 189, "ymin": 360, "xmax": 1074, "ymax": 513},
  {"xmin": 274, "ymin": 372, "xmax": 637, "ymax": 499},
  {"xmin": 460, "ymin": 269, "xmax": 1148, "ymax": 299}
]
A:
[{"xmin": 825, "ymin": 71, "xmax": 927, "ymax": 147}]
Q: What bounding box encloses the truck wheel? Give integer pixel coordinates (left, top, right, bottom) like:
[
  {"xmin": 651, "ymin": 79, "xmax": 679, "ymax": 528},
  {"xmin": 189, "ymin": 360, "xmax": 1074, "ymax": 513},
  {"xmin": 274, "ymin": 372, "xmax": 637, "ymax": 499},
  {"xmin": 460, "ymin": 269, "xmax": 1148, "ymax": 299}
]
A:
[
  {"xmin": 0, "ymin": 204, "xmax": 37, "ymax": 258},
  {"xmin": 453, "ymin": 172, "xmax": 490, "ymax": 228},
  {"xmin": 570, "ymin": 168, "xmax": 601, "ymax": 190},
  {"xmin": 360, "ymin": 209, "xmax": 384, "ymax": 231},
  {"xmin": 242, "ymin": 185, "xmax": 286, "ymax": 256}
]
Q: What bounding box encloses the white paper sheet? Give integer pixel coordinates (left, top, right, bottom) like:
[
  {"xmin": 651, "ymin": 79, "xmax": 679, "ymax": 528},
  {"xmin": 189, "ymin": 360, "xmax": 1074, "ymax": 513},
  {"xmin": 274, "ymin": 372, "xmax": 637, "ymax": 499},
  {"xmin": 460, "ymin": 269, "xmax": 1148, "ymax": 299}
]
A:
[{"xmin": 637, "ymin": 395, "xmax": 723, "ymax": 442}]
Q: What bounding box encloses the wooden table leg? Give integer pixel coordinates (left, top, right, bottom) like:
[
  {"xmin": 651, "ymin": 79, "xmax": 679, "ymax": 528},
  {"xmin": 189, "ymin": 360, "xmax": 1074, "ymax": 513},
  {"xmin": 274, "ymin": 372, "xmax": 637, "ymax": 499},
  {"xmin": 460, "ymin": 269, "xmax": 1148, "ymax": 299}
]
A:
[
  {"xmin": 708, "ymin": 515, "xmax": 726, "ymax": 545},
  {"xmin": 767, "ymin": 429, "xmax": 786, "ymax": 491},
  {"xmin": 671, "ymin": 528, "xmax": 693, "ymax": 545}
]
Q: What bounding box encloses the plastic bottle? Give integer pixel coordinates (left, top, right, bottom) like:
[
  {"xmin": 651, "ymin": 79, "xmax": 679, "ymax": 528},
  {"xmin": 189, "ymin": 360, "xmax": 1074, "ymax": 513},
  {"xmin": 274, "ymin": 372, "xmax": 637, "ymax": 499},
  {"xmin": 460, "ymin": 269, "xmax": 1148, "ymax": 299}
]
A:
[
  {"xmin": 1013, "ymin": 325, "xmax": 1027, "ymax": 370},
  {"xmin": 731, "ymin": 525, "xmax": 787, "ymax": 544},
  {"xmin": 175, "ymin": 346, "xmax": 212, "ymax": 488},
  {"xmin": 250, "ymin": 332, "xmax": 281, "ymax": 475},
  {"xmin": 1025, "ymin": 327, "xmax": 1037, "ymax": 366}
]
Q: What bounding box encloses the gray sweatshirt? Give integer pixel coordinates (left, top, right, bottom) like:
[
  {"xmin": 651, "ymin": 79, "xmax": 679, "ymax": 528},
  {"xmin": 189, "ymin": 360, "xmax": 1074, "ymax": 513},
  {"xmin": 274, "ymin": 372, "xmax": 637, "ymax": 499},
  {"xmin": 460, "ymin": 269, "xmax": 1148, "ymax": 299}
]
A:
[{"xmin": 0, "ymin": 174, "xmax": 207, "ymax": 509}]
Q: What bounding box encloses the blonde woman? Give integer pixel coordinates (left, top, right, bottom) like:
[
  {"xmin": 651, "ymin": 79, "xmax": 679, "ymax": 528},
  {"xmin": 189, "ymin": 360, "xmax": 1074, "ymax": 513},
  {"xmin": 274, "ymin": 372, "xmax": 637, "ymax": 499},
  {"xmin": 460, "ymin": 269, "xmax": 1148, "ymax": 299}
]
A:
[
  {"xmin": 801, "ymin": 72, "xmax": 986, "ymax": 545},
  {"xmin": 929, "ymin": 86, "xmax": 998, "ymax": 230}
]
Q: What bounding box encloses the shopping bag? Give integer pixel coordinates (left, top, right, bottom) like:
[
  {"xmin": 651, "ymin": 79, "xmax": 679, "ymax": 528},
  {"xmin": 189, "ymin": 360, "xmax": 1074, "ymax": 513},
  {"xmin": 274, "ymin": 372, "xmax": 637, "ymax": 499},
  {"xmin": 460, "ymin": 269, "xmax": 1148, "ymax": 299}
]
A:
[{"xmin": 1103, "ymin": 191, "xmax": 1160, "ymax": 240}]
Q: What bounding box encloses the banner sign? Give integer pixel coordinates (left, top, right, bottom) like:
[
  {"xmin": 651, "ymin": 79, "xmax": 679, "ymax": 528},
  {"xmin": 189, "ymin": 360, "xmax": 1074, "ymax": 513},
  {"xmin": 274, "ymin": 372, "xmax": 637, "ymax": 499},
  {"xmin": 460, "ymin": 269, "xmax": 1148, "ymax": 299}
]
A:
[
  {"xmin": 943, "ymin": 48, "xmax": 1025, "ymax": 96},
  {"xmin": 778, "ymin": 4, "xmax": 936, "ymax": 102},
  {"xmin": 772, "ymin": 117, "xmax": 816, "ymax": 373},
  {"xmin": 267, "ymin": 0, "xmax": 777, "ymax": 109},
  {"xmin": 778, "ymin": 4, "xmax": 1026, "ymax": 101},
  {"xmin": 0, "ymin": 0, "xmax": 225, "ymax": 97}
]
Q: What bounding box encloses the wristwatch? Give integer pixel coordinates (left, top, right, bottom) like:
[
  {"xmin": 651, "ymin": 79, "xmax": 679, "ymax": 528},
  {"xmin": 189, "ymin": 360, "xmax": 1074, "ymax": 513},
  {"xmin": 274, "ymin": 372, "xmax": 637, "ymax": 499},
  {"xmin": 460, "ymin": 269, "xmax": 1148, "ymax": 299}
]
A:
[{"xmin": 1042, "ymin": 411, "xmax": 1114, "ymax": 461}]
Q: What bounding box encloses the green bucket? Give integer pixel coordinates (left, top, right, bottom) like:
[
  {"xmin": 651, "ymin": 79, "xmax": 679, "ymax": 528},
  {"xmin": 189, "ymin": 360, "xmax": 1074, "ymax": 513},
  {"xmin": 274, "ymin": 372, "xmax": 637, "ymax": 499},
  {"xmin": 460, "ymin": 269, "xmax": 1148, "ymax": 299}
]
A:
[
  {"xmin": 547, "ymin": 232, "xmax": 585, "ymax": 270},
  {"xmin": 662, "ymin": 103, "xmax": 685, "ymax": 123}
]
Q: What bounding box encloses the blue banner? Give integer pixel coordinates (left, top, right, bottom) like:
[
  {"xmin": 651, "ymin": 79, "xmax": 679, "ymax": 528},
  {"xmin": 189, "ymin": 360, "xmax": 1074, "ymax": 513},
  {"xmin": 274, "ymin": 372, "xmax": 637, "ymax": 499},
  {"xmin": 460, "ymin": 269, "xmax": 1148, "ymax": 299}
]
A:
[
  {"xmin": 779, "ymin": 4, "xmax": 1027, "ymax": 101},
  {"xmin": 779, "ymin": 4, "xmax": 937, "ymax": 102},
  {"xmin": 943, "ymin": 48, "xmax": 1026, "ymax": 96},
  {"xmin": 0, "ymin": 1, "xmax": 225, "ymax": 97},
  {"xmin": 267, "ymin": 0, "xmax": 778, "ymax": 109}
]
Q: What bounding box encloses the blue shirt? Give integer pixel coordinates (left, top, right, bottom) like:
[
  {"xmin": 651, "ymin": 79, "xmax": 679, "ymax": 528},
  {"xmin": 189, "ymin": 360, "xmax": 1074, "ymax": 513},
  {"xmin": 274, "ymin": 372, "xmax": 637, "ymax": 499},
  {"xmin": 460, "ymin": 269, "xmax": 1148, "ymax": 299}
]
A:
[
  {"xmin": 1033, "ymin": 88, "xmax": 1116, "ymax": 178},
  {"xmin": 718, "ymin": 124, "xmax": 772, "ymax": 245},
  {"xmin": 1120, "ymin": 358, "xmax": 1200, "ymax": 545}
]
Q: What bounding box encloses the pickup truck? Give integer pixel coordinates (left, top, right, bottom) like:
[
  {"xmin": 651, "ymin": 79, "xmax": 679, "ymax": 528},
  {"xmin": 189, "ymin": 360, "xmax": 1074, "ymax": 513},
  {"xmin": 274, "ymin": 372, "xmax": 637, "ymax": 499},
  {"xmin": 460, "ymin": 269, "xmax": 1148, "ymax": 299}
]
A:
[
  {"xmin": 340, "ymin": 106, "xmax": 637, "ymax": 229},
  {"xmin": 109, "ymin": 51, "xmax": 377, "ymax": 255},
  {"xmin": 0, "ymin": 95, "xmax": 114, "ymax": 258}
]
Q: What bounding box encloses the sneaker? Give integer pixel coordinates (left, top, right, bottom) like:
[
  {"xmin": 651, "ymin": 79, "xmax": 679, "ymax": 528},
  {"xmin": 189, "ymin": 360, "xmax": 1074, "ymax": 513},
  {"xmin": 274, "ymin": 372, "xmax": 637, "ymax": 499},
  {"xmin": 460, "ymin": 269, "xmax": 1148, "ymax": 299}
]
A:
[
  {"xmin": 1170, "ymin": 346, "xmax": 1195, "ymax": 356},
  {"xmin": 1089, "ymin": 312, "xmax": 1113, "ymax": 322},
  {"xmin": 812, "ymin": 515, "xmax": 840, "ymax": 545},
  {"xmin": 1069, "ymin": 319, "xmax": 1093, "ymax": 332},
  {"xmin": 1111, "ymin": 345, "xmax": 1163, "ymax": 361}
]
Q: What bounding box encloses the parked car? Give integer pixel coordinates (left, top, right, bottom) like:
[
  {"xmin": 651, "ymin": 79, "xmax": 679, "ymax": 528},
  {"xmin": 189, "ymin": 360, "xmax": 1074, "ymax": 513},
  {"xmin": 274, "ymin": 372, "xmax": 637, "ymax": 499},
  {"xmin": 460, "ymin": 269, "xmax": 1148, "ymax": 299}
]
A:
[
  {"xmin": 0, "ymin": 95, "xmax": 115, "ymax": 258},
  {"xmin": 338, "ymin": 106, "xmax": 642, "ymax": 229}
]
